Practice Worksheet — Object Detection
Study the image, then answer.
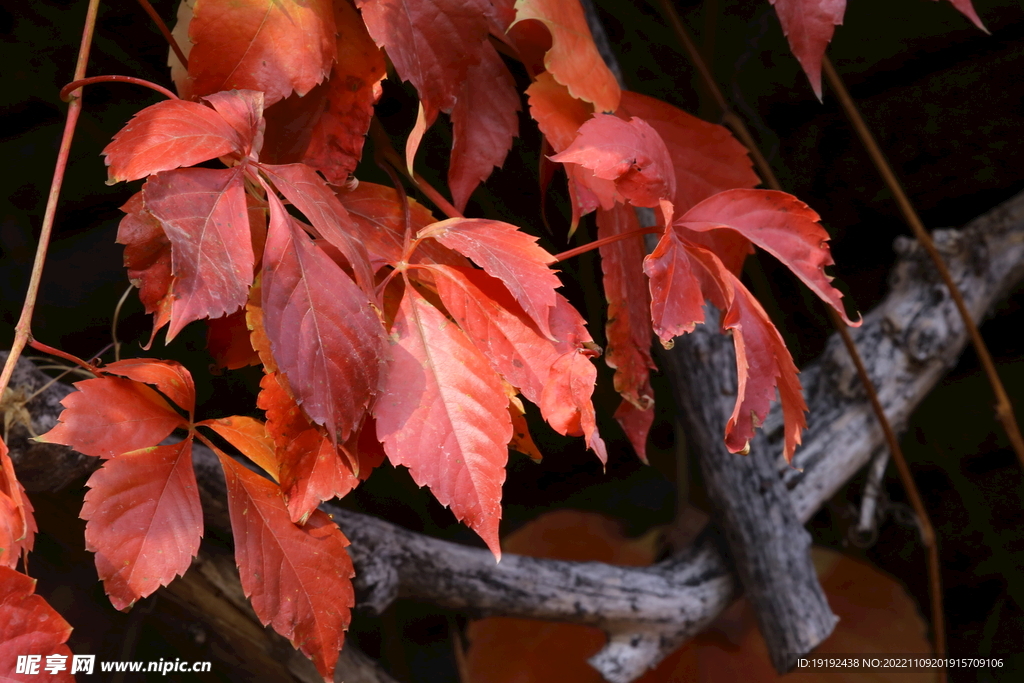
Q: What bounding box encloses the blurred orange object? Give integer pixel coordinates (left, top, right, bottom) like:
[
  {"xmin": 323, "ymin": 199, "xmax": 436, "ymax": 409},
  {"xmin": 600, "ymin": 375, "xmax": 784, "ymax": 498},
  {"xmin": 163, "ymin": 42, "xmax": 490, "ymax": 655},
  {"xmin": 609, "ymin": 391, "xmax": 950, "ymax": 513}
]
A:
[{"xmin": 465, "ymin": 509, "xmax": 936, "ymax": 683}]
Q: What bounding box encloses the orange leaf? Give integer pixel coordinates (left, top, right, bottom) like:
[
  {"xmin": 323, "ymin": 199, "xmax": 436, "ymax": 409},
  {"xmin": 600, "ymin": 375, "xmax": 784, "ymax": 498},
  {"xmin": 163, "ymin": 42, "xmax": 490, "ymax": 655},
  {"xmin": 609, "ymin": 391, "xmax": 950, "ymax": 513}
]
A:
[
  {"xmin": 202, "ymin": 415, "xmax": 279, "ymax": 482},
  {"xmin": 258, "ymin": 373, "xmax": 360, "ymax": 524},
  {"xmin": 511, "ymin": 0, "xmax": 620, "ymax": 113}
]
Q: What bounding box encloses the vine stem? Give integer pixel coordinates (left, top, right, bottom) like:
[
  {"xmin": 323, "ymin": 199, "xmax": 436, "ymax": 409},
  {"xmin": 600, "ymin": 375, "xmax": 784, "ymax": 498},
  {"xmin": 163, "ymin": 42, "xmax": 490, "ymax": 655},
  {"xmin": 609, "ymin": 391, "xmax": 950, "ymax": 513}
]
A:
[
  {"xmin": 134, "ymin": 0, "xmax": 188, "ymax": 72},
  {"xmin": 0, "ymin": 0, "xmax": 103, "ymax": 402},
  {"xmin": 370, "ymin": 119, "xmax": 464, "ymax": 220},
  {"xmin": 654, "ymin": 0, "xmax": 947, "ymax": 672},
  {"xmin": 60, "ymin": 75, "xmax": 179, "ymax": 102},
  {"xmin": 553, "ymin": 225, "xmax": 662, "ymax": 262},
  {"xmin": 822, "ymin": 56, "xmax": 1024, "ymax": 469}
]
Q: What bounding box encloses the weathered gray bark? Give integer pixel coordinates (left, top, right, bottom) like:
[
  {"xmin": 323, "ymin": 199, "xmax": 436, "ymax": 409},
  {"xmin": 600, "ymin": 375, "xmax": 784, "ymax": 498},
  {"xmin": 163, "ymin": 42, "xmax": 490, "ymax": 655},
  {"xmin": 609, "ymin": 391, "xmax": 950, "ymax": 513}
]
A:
[
  {"xmin": 663, "ymin": 323, "xmax": 839, "ymax": 673},
  {"xmin": 3, "ymin": 190, "xmax": 1023, "ymax": 682}
]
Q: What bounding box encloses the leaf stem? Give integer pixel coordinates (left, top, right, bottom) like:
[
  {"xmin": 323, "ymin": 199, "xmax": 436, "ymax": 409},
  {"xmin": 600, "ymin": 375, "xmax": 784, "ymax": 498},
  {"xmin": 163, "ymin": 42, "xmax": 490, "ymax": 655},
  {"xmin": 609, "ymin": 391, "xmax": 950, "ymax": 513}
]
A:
[
  {"xmin": 60, "ymin": 75, "xmax": 179, "ymax": 102},
  {"xmin": 134, "ymin": 0, "xmax": 189, "ymax": 72},
  {"xmin": 553, "ymin": 225, "xmax": 661, "ymax": 262},
  {"xmin": 27, "ymin": 341, "xmax": 100, "ymax": 377},
  {"xmin": 370, "ymin": 119, "xmax": 463, "ymax": 220},
  {"xmin": 0, "ymin": 0, "xmax": 102, "ymax": 402},
  {"xmin": 823, "ymin": 56, "xmax": 1024, "ymax": 472}
]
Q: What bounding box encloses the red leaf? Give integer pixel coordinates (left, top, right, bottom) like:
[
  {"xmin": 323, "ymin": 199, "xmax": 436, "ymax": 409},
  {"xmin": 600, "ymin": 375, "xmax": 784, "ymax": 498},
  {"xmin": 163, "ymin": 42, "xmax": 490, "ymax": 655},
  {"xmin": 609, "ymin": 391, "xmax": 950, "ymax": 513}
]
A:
[
  {"xmin": 643, "ymin": 228, "xmax": 709, "ymax": 342},
  {"xmin": 202, "ymin": 415, "xmax": 279, "ymax": 482},
  {"xmin": 188, "ymin": 0, "xmax": 336, "ymax": 105},
  {"xmin": 945, "ymin": 0, "xmax": 986, "ymax": 32},
  {"xmin": 511, "ymin": 0, "xmax": 620, "ymax": 113},
  {"xmin": 355, "ymin": 0, "xmax": 491, "ymax": 123},
  {"xmin": 118, "ymin": 192, "xmax": 173, "ymax": 346},
  {"xmin": 719, "ymin": 269, "xmax": 808, "ymax": 462},
  {"xmin": 81, "ymin": 439, "xmax": 203, "ymax": 610},
  {"xmin": 101, "ymin": 358, "xmax": 196, "ymax": 416},
  {"xmin": 540, "ymin": 349, "xmax": 607, "ymax": 463},
  {"xmin": 143, "ymin": 167, "xmax": 254, "ymax": 341},
  {"xmin": 280, "ymin": 431, "xmax": 359, "ymax": 525},
  {"xmin": 206, "ymin": 310, "xmax": 261, "ymax": 370},
  {"xmin": 449, "ymin": 42, "xmax": 521, "ymax": 212},
  {"xmin": 677, "ymin": 189, "xmax": 858, "ymax": 325},
  {"xmin": 257, "ymin": 373, "xmax": 358, "ymax": 524},
  {"xmin": 614, "ymin": 398, "xmax": 654, "ymax": 464},
  {"xmin": 768, "ymin": 0, "xmax": 846, "ymax": 99},
  {"xmin": 428, "ymin": 265, "xmax": 559, "ymax": 406},
  {"xmin": 0, "ymin": 567, "xmax": 73, "ymax": 682},
  {"xmin": 616, "ymin": 90, "xmax": 760, "ymax": 214},
  {"xmin": 201, "ymin": 89, "xmax": 266, "ymax": 159},
  {"xmin": 259, "ymin": 163, "xmax": 374, "ymax": 292},
  {"xmin": 37, "ymin": 377, "xmax": 184, "ymax": 459},
  {"xmin": 218, "ymin": 452, "xmax": 354, "ymax": 681},
  {"xmin": 645, "ymin": 235, "xmax": 808, "ymax": 461},
  {"xmin": 551, "ymin": 115, "xmax": 676, "ymax": 209},
  {"xmin": 349, "ymin": 417, "xmax": 388, "ymax": 479},
  {"xmin": 0, "ymin": 439, "xmax": 35, "ymax": 569},
  {"xmin": 524, "ymin": 72, "xmax": 598, "ymax": 230},
  {"xmin": 418, "ymin": 218, "xmax": 561, "ymax": 339},
  {"xmin": 302, "ymin": 0, "xmax": 387, "ymax": 183},
  {"xmin": 769, "ymin": 0, "xmax": 983, "ymax": 98},
  {"xmin": 261, "ymin": 192, "xmax": 386, "ymax": 444},
  {"xmin": 596, "ymin": 205, "xmax": 656, "ymax": 409},
  {"xmin": 103, "ymin": 99, "xmax": 243, "ymax": 183},
  {"xmin": 336, "ymin": 181, "xmax": 463, "ymax": 267},
  {"xmin": 374, "ymin": 287, "xmax": 511, "ymax": 557}
]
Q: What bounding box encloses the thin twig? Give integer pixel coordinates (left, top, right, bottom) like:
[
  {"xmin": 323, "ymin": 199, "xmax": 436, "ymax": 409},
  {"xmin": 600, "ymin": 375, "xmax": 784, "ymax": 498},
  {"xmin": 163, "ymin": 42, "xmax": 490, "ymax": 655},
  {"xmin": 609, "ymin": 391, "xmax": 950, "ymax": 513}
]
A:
[
  {"xmin": 654, "ymin": 0, "xmax": 946, "ymax": 671},
  {"xmin": 822, "ymin": 56, "xmax": 1024, "ymax": 471},
  {"xmin": 60, "ymin": 75, "xmax": 178, "ymax": 102},
  {"xmin": 0, "ymin": 0, "xmax": 103, "ymax": 402},
  {"xmin": 134, "ymin": 0, "xmax": 189, "ymax": 72},
  {"xmin": 370, "ymin": 119, "xmax": 464, "ymax": 220},
  {"xmin": 554, "ymin": 225, "xmax": 662, "ymax": 262},
  {"xmin": 111, "ymin": 284, "xmax": 134, "ymax": 362}
]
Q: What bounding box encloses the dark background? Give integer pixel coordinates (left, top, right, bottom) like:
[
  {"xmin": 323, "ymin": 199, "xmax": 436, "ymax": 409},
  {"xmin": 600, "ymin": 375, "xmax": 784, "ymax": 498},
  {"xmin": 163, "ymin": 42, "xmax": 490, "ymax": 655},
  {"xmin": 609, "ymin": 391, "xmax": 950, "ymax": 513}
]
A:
[{"xmin": 2, "ymin": 0, "xmax": 1023, "ymax": 680}]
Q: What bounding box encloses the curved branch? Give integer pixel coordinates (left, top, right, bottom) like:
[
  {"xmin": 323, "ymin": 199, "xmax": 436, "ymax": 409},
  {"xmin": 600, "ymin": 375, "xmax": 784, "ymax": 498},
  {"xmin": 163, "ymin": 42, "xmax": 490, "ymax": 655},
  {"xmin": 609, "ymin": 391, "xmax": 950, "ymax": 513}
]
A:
[{"xmin": 4, "ymin": 191, "xmax": 1023, "ymax": 682}]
